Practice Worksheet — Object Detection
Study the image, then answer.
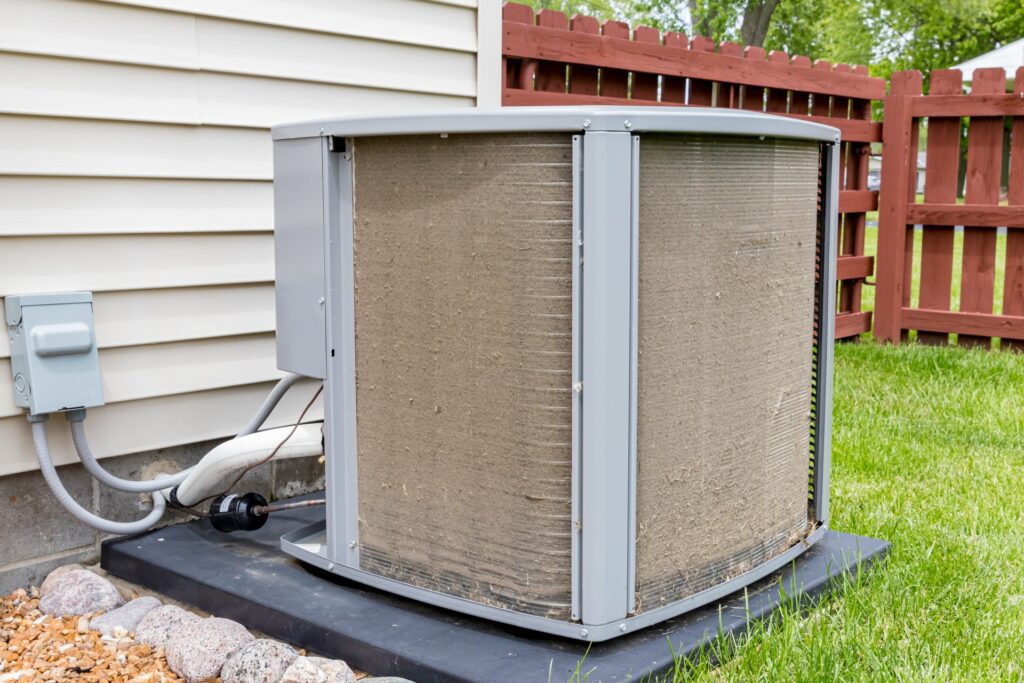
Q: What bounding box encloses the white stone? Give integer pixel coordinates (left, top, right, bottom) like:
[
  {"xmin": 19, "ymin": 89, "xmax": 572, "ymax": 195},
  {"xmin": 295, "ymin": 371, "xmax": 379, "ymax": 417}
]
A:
[
  {"xmin": 165, "ymin": 617, "xmax": 254, "ymax": 683},
  {"xmin": 134, "ymin": 604, "xmax": 202, "ymax": 648},
  {"xmin": 37, "ymin": 569, "xmax": 123, "ymax": 616},
  {"xmin": 281, "ymin": 655, "xmax": 357, "ymax": 683},
  {"xmin": 221, "ymin": 639, "xmax": 298, "ymax": 683},
  {"xmin": 90, "ymin": 596, "xmax": 161, "ymax": 636}
]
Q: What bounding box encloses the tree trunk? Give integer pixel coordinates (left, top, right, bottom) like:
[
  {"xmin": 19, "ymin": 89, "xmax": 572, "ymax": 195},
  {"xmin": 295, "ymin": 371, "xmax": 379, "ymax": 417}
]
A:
[
  {"xmin": 688, "ymin": 0, "xmax": 712, "ymax": 37},
  {"xmin": 740, "ymin": 0, "xmax": 781, "ymax": 47}
]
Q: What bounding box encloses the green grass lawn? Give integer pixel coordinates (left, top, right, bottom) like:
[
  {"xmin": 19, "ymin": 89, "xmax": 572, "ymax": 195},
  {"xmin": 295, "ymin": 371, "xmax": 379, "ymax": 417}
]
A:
[{"xmin": 658, "ymin": 341, "xmax": 1024, "ymax": 681}]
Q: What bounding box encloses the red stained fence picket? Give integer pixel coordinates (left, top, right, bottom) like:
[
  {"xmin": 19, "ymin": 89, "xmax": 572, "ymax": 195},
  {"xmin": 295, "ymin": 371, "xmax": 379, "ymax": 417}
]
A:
[
  {"xmin": 875, "ymin": 67, "xmax": 1024, "ymax": 348},
  {"xmin": 501, "ymin": 2, "xmax": 887, "ymax": 339}
]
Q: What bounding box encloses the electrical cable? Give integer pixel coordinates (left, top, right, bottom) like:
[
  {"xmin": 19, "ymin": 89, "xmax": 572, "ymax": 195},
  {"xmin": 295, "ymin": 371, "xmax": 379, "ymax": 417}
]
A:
[
  {"xmin": 67, "ymin": 410, "xmax": 190, "ymax": 493},
  {"xmin": 29, "ymin": 415, "xmax": 167, "ymax": 535},
  {"xmin": 66, "ymin": 373, "xmax": 306, "ymax": 495},
  {"xmin": 236, "ymin": 372, "xmax": 305, "ymax": 436}
]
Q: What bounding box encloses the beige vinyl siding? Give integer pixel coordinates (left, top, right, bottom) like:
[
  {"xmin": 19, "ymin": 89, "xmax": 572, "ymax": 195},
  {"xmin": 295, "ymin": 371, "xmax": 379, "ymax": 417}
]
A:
[{"xmin": 0, "ymin": 0, "xmax": 482, "ymax": 476}]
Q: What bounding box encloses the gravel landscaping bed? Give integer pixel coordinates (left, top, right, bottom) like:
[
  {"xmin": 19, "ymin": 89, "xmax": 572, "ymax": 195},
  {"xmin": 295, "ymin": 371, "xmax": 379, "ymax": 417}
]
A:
[
  {"xmin": 1, "ymin": 586, "xmax": 182, "ymax": 682},
  {"xmin": 1, "ymin": 565, "xmax": 408, "ymax": 683}
]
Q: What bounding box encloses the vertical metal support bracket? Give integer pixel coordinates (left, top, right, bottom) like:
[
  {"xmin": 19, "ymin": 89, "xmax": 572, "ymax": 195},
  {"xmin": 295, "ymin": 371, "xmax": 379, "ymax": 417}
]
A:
[
  {"xmin": 813, "ymin": 140, "xmax": 840, "ymax": 525},
  {"xmin": 570, "ymin": 135, "xmax": 583, "ymax": 622},
  {"xmin": 579, "ymin": 131, "xmax": 633, "ymax": 626},
  {"xmin": 626, "ymin": 134, "xmax": 640, "ymax": 614},
  {"xmin": 324, "ymin": 137, "xmax": 361, "ymax": 568}
]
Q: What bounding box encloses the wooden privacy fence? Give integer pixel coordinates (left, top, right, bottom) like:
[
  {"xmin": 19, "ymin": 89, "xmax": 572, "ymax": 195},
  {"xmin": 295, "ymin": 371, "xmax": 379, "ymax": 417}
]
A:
[
  {"xmin": 875, "ymin": 67, "xmax": 1024, "ymax": 348},
  {"xmin": 501, "ymin": 2, "xmax": 888, "ymax": 339}
]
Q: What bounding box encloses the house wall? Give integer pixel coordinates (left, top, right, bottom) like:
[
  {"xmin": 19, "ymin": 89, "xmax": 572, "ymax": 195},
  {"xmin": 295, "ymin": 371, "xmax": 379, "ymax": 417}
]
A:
[{"xmin": 0, "ymin": 0, "xmax": 493, "ymax": 590}]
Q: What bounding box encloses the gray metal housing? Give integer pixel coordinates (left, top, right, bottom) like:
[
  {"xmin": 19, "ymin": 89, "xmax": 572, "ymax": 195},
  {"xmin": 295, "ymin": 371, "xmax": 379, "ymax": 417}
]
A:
[
  {"xmin": 5, "ymin": 291, "xmax": 104, "ymax": 416},
  {"xmin": 272, "ymin": 107, "xmax": 840, "ymax": 642}
]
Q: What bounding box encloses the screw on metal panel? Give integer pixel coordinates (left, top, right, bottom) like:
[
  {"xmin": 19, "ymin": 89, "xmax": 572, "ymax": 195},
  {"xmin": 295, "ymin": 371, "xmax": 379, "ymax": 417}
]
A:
[
  {"xmin": 319, "ymin": 128, "xmax": 325, "ymax": 134},
  {"xmin": 349, "ymin": 540, "xmax": 358, "ymax": 548},
  {"xmin": 835, "ymin": 133, "xmax": 841, "ymax": 143},
  {"xmin": 318, "ymin": 297, "xmax": 325, "ymax": 305},
  {"xmin": 624, "ymin": 120, "xmax": 633, "ymax": 129},
  {"xmin": 619, "ymin": 623, "xmax": 627, "ymax": 632},
  {"xmin": 343, "ymin": 152, "xmax": 352, "ymax": 160},
  {"xmin": 580, "ymin": 628, "xmax": 589, "ymax": 638},
  {"xmin": 582, "ymin": 119, "xmax": 591, "ymax": 128},
  {"xmin": 328, "ymin": 562, "xmax": 335, "ymax": 570},
  {"xmin": 573, "ymin": 381, "xmax": 583, "ymax": 394}
]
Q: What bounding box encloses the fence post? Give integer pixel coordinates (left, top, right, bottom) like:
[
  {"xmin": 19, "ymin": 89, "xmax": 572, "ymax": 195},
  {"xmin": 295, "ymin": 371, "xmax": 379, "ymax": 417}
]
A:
[
  {"xmin": 1004, "ymin": 66, "xmax": 1024, "ymax": 351},
  {"xmin": 874, "ymin": 70, "xmax": 922, "ymax": 343},
  {"xmin": 916, "ymin": 69, "xmax": 963, "ymax": 346},
  {"xmin": 959, "ymin": 68, "xmax": 1006, "ymax": 348}
]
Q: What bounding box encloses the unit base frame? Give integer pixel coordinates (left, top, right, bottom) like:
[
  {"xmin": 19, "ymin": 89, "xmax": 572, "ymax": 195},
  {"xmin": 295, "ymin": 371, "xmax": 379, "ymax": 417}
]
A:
[{"xmin": 281, "ymin": 520, "xmax": 827, "ymax": 642}]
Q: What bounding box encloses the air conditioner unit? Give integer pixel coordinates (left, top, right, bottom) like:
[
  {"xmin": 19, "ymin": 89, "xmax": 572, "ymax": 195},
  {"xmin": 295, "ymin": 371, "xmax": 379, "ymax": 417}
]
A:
[{"xmin": 273, "ymin": 108, "xmax": 839, "ymax": 642}]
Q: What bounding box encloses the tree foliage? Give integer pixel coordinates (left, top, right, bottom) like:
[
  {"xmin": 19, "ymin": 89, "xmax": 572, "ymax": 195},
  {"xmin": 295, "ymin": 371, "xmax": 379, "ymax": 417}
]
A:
[{"xmin": 516, "ymin": 0, "xmax": 1024, "ymax": 83}]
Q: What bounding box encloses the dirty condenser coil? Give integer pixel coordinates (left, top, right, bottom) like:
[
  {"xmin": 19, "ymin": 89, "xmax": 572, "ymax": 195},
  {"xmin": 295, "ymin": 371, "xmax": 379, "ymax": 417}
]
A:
[{"xmin": 272, "ymin": 108, "xmax": 839, "ymax": 642}]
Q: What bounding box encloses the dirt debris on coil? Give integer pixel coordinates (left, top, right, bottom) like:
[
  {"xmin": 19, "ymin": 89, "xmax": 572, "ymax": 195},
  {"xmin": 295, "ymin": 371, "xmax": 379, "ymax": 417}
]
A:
[{"xmin": 0, "ymin": 587, "xmax": 182, "ymax": 681}]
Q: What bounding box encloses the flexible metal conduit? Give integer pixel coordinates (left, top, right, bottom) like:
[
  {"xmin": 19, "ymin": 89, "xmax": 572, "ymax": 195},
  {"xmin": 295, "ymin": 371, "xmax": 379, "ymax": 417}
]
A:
[
  {"xmin": 237, "ymin": 372, "xmax": 304, "ymax": 436},
  {"xmin": 67, "ymin": 409, "xmax": 190, "ymax": 493},
  {"xmin": 66, "ymin": 372, "xmax": 305, "ymax": 494},
  {"xmin": 30, "ymin": 416, "xmax": 167, "ymax": 535}
]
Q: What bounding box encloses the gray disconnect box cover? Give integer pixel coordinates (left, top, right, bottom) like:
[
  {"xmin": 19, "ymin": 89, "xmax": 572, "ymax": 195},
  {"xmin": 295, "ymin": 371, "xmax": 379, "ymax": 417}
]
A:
[{"xmin": 5, "ymin": 292, "xmax": 104, "ymax": 416}]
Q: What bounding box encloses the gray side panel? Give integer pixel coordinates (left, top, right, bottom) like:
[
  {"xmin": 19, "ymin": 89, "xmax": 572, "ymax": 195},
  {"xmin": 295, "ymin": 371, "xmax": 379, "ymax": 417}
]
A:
[
  {"xmin": 580, "ymin": 131, "xmax": 633, "ymax": 626},
  {"xmin": 813, "ymin": 141, "xmax": 840, "ymax": 524},
  {"xmin": 352, "ymin": 133, "xmax": 575, "ymax": 620},
  {"xmin": 273, "ymin": 137, "xmax": 327, "ymax": 378},
  {"xmin": 634, "ymin": 135, "xmax": 819, "ymax": 612}
]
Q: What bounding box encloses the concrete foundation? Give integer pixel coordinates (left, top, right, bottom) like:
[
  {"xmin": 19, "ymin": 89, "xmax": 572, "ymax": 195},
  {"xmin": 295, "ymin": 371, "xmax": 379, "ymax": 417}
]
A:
[{"xmin": 0, "ymin": 439, "xmax": 324, "ymax": 594}]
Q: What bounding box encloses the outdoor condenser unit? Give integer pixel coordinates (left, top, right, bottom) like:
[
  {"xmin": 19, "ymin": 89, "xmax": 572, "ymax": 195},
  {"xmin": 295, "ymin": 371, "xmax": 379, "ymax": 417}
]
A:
[{"xmin": 273, "ymin": 107, "xmax": 839, "ymax": 642}]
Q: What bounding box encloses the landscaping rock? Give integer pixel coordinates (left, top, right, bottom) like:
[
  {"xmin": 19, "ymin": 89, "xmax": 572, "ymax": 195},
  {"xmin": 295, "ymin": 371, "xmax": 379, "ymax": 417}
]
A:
[
  {"xmin": 165, "ymin": 616, "xmax": 254, "ymax": 683},
  {"xmin": 38, "ymin": 563, "xmax": 85, "ymax": 596},
  {"xmin": 281, "ymin": 655, "xmax": 357, "ymax": 683},
  {"xmin": 135, "ymin": 603, "xmax": 202, "ymax": 648},
  {"xmin": 221, "ymin": 638, "xmax": 299, "ymax": 683},
  {"xmin": 37, "ymin": 569, "xmax": 123, "ymax": 616},
  {"xmin": 90, "ymin": 595, "xmax": 161, "ymax": 636}
]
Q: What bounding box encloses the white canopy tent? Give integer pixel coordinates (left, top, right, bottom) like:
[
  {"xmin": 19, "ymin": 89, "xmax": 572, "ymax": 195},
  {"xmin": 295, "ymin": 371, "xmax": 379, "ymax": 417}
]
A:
[{"xmin": 951, "ymin": 37, "xmax": 1024, "ymax": 86}]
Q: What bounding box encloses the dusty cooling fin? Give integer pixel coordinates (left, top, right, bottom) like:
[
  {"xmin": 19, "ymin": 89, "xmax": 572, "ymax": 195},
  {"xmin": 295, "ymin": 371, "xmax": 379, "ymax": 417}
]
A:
[
  {"xmin": 350, "ymin": 133, "xmax": 575, "ymax": 619},
  {"xmin": 632, "ymin": 134, "xmax": 820, "ymax": 612}
]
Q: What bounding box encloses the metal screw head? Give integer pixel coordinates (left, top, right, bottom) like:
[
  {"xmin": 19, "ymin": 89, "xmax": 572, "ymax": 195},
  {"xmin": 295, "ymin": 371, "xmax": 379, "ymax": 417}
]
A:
[
  {"xmin": 328, "ymin": 562, "xmax": 335, "ymax": 570},
  {"xmin": 582, "ymin": 119, "xmax": 591, "ymax": 128},
  {"xmin": 318, "ymin": 297, "xmax": 325, "ymax": 305},
  {"xmin": 580, "ymin": 628, "xmax": 589, "ymax": 638},
  {"xmin": 619, "ymin": 623, "xmax": 627, "ymax": 632},
  {"xmin": 319, "ymin": 127, "xmax": 325, "ymax": 134},
  {"xmin": 624, "ymin": 120, "xmax": 633, "ymax": 129},
  {"xmin": 343, "ymin": 152, "xmax": 352, "ymax": 160},
  {"xmin": 349, "ymin": 540, "xmax": 358, "ymax": 548}
]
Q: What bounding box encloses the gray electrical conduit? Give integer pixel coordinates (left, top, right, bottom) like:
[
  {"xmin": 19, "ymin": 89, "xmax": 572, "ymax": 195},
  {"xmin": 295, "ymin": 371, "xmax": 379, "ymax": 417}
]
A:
[
  {"xmin": 67, "ymin": 410, "xmax": 189, "ymax": 492},
  {"xmin": 236, "ymin": 371, "xmax": 304, "ymax": 436},
  {"xmin": 29, "ymin": 416, "xmax": 167, "ymax": 535},
  {"xmin": 66, "ymin": 372, "xmax": 305, "ymax": 494}
]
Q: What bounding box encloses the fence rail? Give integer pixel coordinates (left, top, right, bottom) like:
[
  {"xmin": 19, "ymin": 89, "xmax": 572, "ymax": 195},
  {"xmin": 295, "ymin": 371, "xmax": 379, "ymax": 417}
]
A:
[
  {"xmin": 501, "ymin": 2, "xmax": 887, "ymax": 338},
  {"xmin": 874, "ymin": 67, "xmax": 1024, "ymax": 348}
]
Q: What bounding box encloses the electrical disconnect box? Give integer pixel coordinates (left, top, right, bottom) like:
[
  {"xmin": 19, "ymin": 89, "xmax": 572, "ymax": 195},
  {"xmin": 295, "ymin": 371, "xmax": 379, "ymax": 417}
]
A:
[{"xmin": 5, "ymin": 292, "xmax": 104, "ymax": 416}]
